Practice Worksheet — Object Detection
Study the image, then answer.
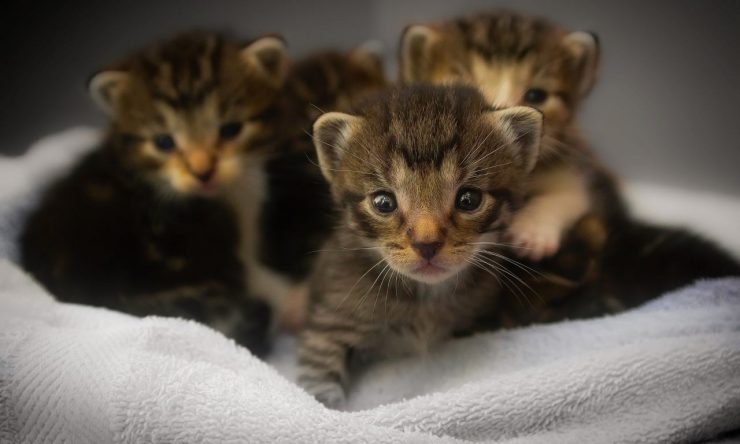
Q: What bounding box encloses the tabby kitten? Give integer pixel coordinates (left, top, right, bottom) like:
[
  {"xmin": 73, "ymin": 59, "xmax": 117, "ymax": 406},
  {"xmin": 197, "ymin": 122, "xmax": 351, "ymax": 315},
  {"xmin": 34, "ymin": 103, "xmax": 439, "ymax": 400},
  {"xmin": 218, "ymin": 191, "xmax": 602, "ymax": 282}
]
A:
[
  {"xmin": 399, "ymin": 10, "xmax": 625, "ymax": 261},
  {"xmin": 298, "ymin": 85, "xmax": 543, "ymax": 407},
  {"xmin": 398, "ymin": 11, "xmax": 740, "ymax": 327},
  {"xmin": 20, "ymin": 32, "xmax": 288, "ymax": 355},
  {"xmin": 251, "ymin": 45, "xmax": 388, "ymax": 331}
]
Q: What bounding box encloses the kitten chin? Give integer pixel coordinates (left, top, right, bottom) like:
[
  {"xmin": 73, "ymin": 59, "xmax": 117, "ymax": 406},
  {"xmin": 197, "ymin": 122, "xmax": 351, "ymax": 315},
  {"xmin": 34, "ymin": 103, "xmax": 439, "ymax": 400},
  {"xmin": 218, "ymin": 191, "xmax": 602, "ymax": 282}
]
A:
[{"xmin": 298, "ymin": 84, "xmax": 540, "ymax": 407}]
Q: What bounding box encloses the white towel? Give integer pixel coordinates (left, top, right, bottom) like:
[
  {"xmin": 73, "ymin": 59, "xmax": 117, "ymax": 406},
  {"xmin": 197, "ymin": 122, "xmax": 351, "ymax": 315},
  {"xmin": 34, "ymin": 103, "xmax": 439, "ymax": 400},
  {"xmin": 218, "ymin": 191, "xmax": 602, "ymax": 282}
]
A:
[
  {"xmin": 1, "ymin": 259, "xmax": 739, "ymax": 443},
  {"xmin": 1, "ymin": 128, "xmax": 740, "ymax": 443}
]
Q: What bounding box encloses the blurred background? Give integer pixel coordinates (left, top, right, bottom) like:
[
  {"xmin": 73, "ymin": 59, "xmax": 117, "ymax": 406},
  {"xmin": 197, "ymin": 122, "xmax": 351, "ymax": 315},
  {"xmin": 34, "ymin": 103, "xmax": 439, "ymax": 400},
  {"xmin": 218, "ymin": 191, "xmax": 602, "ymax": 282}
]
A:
[{"xmin": 2, "ymin": 0, "xmax": 739, "ymax": 195}]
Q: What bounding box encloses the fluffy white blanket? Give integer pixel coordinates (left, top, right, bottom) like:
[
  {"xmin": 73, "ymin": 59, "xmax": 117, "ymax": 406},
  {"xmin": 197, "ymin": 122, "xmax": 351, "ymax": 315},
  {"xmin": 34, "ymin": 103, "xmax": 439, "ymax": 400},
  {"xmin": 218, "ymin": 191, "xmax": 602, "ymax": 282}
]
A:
[{"xmin": 1, "ymin": 129, "xmax": 739, "ymax": 443}]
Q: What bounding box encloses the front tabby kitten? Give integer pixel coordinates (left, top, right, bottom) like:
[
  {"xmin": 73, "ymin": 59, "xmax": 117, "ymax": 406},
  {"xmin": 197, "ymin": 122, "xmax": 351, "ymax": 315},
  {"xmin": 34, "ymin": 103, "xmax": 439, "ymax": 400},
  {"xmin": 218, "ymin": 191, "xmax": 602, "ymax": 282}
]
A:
[
  {"xmin": 298, "ymin": 85, "xmax": 544, "ymax": 407},
  {"xmin": 20, "ymin": 32, "xmax": 287, "ymax": 355}
]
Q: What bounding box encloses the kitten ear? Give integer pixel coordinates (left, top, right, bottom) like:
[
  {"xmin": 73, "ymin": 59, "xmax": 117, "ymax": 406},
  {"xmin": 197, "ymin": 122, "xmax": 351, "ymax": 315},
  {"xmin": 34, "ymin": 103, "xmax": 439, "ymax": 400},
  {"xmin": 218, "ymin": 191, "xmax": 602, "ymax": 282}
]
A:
[
  {"xmin": 562, "ymin": 31, "xmax": 600, "ymax": 97},
  {"xmin": 486, "ymin": 106, "xmax": 543, "ymax": 173},
  {"xmin": 241, "ymin": 35, "xmax": 288, "ymax": 86},
  {"xmin": 313, "ymin": 112, "xmax": 363, "ymax": 183},
  {"xmin": 87, "ymin": 70, "xmax": 130, "ymax": 116},
  {"xmin": 350, "ymin": 40, "xmax": 385, "ymax": 73},
  {"xmin": 399, "ymin": 25, "xmax": 440, "ymax": 83}
]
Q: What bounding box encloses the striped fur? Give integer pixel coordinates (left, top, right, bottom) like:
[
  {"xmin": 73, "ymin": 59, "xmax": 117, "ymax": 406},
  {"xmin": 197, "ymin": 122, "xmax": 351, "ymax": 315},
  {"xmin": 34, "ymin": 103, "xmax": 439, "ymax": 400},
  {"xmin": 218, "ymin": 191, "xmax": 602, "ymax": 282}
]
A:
[
  {"xmin": 20, "ymin": 32, "xmax": 287, "ymax": 355},
  {"xmin": 399, "ymin": 10, "xmax": 625, "ymax": 263},
  {"xmin": 299, "ymin": 85, "xmax": 544, "ymax": 407}
]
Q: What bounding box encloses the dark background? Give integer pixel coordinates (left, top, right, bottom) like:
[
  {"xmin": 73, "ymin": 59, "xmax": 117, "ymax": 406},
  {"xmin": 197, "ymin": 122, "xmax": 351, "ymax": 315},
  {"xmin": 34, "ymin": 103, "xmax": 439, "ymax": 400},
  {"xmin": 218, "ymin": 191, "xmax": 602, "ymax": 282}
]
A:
[{"xmin": 2, "ymin": 0, "xmax": 739, "ymax": 194}]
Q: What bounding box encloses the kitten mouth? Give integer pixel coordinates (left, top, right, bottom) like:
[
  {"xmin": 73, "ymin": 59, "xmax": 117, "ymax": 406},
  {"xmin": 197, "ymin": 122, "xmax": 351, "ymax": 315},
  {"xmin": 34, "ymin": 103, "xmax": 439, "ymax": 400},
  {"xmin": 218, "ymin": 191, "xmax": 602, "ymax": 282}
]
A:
[
  {"xmin": 193, "ymin": 180, "xmax": 221, "ymax": 197},
  {"xmin": 413, "ymin": 262, "xmax": 447, "ymax": 276}
]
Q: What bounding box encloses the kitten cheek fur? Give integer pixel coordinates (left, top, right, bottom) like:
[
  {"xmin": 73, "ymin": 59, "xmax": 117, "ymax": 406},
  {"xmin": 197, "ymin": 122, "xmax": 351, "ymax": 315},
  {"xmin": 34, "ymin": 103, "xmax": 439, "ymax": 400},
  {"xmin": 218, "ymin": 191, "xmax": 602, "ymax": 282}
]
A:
[{"xmin": 87, "ymin": 34, "xmax": 288, "ymax": 196}]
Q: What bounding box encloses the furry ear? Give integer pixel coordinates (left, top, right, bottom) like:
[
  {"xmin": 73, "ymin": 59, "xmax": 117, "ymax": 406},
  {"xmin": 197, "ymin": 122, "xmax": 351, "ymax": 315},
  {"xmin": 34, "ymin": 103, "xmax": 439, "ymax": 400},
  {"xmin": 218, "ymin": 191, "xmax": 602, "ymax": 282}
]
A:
[
  {"xmin": 350, "ymin": 40, "xmax": 385, "ymax": 74},
  {"xmin": 241, "ymin": 35, "xmax": 288, "ymax": 86},
  {"xmin": 87, "ymin": 70, "xmax": 130, "ymax": 116},
  {"xmin": 399, "ymin": 25, "xmax": 440, "ymax": 84},
  {"xmin": 313, "ymin": 112, "xmax": 363, "ymax": 183},
  {"xmin": 486, "ymin": 106, "xmax": 543, "ymax": 173},
  {"xmin": 562, "ymin": 31, "xmax": 600, "ymax": 97}
]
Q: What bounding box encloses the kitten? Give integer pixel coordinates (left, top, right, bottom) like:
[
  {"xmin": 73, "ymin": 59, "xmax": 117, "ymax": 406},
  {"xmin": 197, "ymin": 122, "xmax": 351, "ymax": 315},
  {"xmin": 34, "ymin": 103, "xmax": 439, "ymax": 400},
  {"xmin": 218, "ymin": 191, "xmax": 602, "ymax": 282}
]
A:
[
  {"xmin": 298, "ymin": 84, "xmax": 544, "ymax": 407},
  {"xmin": 397, "ymin": 11, "xmax": 740, "ymax": 327},
  {"xmin": 20, "ymin": 32, "xmax": 288, "ymax": 355},
  {"xmin": 249, "ymin": 45, "xmax": 388, "ymax": 331},
  {"xmin": 399, "ymin": 10, "xmax": 625, "ymax": 261}
]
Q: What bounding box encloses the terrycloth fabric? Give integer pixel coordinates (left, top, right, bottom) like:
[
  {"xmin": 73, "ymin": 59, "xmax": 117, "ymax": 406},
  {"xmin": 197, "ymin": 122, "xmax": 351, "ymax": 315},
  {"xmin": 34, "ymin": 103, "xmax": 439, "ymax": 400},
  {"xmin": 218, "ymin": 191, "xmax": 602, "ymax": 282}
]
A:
[
  {"xmin": 1, "ymin": 128, "xmax": 740, "ymax": 443},
  {"xmin": 1, "ymin": 260, "xmax": 739, "ymax": 443}
]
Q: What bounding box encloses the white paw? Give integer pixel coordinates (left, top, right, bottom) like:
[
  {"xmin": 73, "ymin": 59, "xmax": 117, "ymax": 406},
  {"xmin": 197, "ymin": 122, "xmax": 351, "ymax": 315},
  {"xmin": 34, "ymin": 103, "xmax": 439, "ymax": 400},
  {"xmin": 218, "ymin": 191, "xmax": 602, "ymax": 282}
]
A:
[
  {"xmin": 301, "ymin": 379, "xmax": 346, "ymax": 409},
  {"xmin": 507, "ymin": 213, "xmax": 561, "ymax": 261}
]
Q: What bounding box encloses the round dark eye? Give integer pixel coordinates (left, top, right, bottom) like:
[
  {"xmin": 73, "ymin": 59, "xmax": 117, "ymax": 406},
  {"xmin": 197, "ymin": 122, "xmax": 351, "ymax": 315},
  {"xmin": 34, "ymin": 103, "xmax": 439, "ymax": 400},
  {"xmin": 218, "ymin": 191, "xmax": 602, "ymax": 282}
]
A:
[
  {"xmin": 523, "ymin": 88, "xmax": 548, "ymax": 105},
  {"xmin": 372, "ymin": 192, "xmax": 397, "ymax": 214},
  {"xmin": 456, "ymin": 188, "xmax": 483, "ymax": 212},
  {"xmin": 219, "ymin": 122, "xmax": 243, "ymax": 140},
  {"xmin": 153, "ymin": 134, "xmax": 176, "ymax": 152}
]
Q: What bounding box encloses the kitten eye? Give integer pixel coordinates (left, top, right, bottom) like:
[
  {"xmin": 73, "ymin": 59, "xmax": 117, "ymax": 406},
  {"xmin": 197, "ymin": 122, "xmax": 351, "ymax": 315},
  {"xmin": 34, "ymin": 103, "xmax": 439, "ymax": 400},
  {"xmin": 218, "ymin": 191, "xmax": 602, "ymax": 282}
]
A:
[
  {"xmin": 455, "ymin": 188, "xmax": 483, "ymax": 212},
  {"xmin": 523, "ymin": 88, "xmax": 548, "ymax": 105},
  {"xmin": 372, "ymin": 192, "xmax": 397, "ymax": 214},
  {"xmin": 219, "ymin": 122, "xmax": 243, "ymax": 140},
  {"xmin": 153, "ymin": 134, "xmax": 176, "ymax": 152}
]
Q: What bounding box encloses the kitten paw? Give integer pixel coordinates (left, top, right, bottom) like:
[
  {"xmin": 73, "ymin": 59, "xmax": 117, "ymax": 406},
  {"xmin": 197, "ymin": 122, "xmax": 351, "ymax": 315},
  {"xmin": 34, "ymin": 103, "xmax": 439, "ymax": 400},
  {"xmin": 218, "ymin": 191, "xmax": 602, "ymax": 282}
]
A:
[
  {"xmin": 302, "ymin": 380, "xmax": 346, "ymax": 409},
  {"xmin": 507, "ymin": 213, "xmax": 561, "ymax": 261}
]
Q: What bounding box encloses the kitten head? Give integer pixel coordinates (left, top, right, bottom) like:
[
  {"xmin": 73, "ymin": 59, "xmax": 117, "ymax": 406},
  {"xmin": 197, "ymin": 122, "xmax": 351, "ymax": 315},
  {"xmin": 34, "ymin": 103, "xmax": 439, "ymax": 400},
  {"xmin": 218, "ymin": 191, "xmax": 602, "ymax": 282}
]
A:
[
  {"xmin": 399, "ymin": 10, "xmax": 598, "ymax": 154},
  {"xmin": 286, "ymin": 43, "xmax": 388, "ymax": 122},
  {"xmin": 313, "ymin": 85, "xmax": 542, "ymax": 284},
  {"xmin": 88, "ymin": 31, "xmax": 288, "ymax": 196}
]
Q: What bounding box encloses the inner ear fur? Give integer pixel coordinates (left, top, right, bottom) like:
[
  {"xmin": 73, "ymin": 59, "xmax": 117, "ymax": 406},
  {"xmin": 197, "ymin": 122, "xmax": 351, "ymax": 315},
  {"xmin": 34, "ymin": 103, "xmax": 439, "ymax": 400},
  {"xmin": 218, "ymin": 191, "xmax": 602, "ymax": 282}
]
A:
[
  {"xmin": 562, "ymin": 31, "xmax": 600, "ymax": 98},
  {"xmin": 241, "ymin": 35, "xmax": 289, "ymax": 87},
  {"xmin": 87, "ymin": 70, "xmax": 130, "ymax": 116},
  {"xmin": 312, "ymin": 112, "xmax": 364, "ymax": 183},
  {"xmin": 485, "ymin": 106, "xmax": 543, "ymax": 173}
]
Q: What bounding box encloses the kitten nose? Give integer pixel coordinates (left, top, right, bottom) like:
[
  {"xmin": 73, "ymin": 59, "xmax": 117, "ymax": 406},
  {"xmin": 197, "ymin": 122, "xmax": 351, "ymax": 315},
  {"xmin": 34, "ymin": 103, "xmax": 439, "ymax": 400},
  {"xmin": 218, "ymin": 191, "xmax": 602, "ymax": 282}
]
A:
[
  {"xmin": 195, "ymin": 167, "xmax": 216, "ymax": 184},
  {"xmin": 412, "ymin": 241, "xmax": 443, "ymax": 260}
]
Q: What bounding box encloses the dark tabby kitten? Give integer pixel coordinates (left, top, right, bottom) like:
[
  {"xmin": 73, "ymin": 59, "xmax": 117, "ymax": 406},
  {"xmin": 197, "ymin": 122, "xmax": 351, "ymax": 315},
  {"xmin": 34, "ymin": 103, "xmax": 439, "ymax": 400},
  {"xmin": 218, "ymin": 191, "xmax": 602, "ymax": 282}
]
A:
[
  {"xmin": 399, "ymin": 10, "xmax": 624, "ymax": 261},
  {"xmin": 298, "ymin": 85, "xmax": 544, "ymax": 407},
  {"xmin": 252, "ymin": 45, "xmax": 388, "ymax": 331},
  {"xmin": 20, "ymin": 32, "xmax": 288, "ymax": 355}
]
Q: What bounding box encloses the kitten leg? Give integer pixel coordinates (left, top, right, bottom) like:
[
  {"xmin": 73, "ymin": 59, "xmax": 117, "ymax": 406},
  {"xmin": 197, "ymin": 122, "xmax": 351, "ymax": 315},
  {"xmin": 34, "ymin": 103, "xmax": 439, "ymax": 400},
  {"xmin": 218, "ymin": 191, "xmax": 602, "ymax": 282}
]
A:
[
  {"xmin": 297, "ymin": 305, "xmax": 372, "ymax": 408},
  {"xmin": 509, "ymin": 167, "xmax": 589, "ymax": 261}
]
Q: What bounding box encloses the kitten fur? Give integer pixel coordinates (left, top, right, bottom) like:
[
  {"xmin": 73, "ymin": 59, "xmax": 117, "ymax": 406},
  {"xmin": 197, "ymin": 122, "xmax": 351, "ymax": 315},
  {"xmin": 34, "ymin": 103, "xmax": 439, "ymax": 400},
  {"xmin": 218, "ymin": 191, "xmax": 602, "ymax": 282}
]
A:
[
  {"xmin": 251, "ymin": 46, "xmax": 388, "ymax": 331},
  {"xmin": 398, "ymin": 10, "xmax": 740, "ymax": 317},
  {"xmin": 399, "ymin": 9, "xmax": 626, "ymax": 261},
  {"xmin": 299, "ymin": 85, "xmax": 544, "ymax": 407},
  {"xmin": 20, "ymin": 31, "xmax": 289, "ymax": 355}
]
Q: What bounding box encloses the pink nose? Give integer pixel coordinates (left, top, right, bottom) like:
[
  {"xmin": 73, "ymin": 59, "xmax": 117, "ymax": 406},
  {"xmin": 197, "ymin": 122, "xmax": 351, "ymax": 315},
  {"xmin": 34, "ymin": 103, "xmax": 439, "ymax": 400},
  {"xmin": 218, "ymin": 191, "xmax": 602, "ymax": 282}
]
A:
[{"xmin": 412, "ymin": 241, "xmax": 443, "ymax": 260}]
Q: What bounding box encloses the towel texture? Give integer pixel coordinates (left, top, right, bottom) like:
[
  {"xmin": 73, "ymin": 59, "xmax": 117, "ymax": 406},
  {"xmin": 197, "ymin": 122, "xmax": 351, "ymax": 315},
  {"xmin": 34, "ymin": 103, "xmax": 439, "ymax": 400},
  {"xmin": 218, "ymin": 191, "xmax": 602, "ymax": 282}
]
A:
[
  {"xmin": 1, "ymin": 129, "xmax": 739, "ymax": 443},
  {"xmin": 1, "ymin": 260, "xmax": 739, "ymax": 443}
]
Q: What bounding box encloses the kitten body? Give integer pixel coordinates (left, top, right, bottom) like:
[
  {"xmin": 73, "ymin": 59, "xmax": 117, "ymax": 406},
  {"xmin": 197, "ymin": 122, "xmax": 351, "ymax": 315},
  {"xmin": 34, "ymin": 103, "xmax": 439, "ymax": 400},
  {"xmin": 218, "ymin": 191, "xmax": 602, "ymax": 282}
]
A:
[
  {"xmin": 399, "ymin": 10, "xmax": 626, "ymax": 260},
  {"xmin": 399, "ymin": 10, "xmax": 740, "ymax": 325},
  {"xmin": 247, "ymin": 46, "xmax": 388, "ymax": 331},
  {"xmin": 20, "ymin": 32, "xmax": 288, "ymax": 354},
  {"xmin": 299, "ymin": 85, "xmax": 543, "ymax": 406}
]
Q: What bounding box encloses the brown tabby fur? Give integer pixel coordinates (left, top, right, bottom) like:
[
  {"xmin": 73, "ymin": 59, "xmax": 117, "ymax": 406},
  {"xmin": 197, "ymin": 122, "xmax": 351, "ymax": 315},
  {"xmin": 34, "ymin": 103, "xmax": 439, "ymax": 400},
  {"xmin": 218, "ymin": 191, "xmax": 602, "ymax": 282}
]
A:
[
  {"xmin": 20, "ymin": 31, "xmax": 288, "ymax": 355},
  {"xmin": 298, "ymin": 85, "xmax": 544, "ymax": 407},
  {"xmin": 399, "ymin": 10, "xmax": 626, "ymax": 263}
]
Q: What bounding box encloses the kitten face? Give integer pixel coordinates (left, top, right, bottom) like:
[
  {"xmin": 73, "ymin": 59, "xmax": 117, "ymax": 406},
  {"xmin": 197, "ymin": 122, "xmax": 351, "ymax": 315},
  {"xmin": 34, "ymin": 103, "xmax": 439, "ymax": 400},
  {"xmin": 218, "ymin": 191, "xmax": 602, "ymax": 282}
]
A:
[
  {"xmin": 313, "ymin": 86, "xmax": 542, "ymax": 284},
  {"xmin": 399, "ymin": 11, "xmax": 598, "ymax": 153},
  {"xmin": 89, "ymin": 32, "xmax": 288, "ymax": 196}
]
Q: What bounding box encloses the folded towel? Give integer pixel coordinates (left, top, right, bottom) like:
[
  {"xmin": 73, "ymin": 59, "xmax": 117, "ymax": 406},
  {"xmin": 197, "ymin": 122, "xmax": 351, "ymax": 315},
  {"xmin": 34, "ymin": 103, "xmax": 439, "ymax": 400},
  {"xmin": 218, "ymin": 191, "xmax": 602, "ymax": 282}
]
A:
[
  {"xmin": 1, "ymin": 259, "xmax": 739, "ymax": 443},
  {"xmin": 1, "ymin": 128, "xmax": 739, "ymax": 443}
]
